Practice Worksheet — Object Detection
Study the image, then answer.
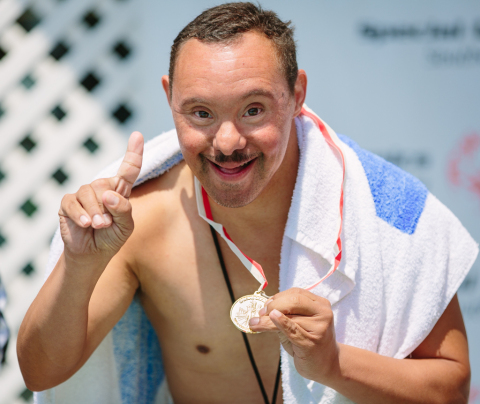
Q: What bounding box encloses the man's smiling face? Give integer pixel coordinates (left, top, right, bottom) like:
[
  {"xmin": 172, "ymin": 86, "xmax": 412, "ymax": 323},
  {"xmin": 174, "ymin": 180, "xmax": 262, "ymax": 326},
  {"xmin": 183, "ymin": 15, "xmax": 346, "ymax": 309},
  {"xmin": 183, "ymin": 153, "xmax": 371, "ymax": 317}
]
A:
[{"xmin": 163, "ymin": 31, "xmax": 303, "ymax": 208}]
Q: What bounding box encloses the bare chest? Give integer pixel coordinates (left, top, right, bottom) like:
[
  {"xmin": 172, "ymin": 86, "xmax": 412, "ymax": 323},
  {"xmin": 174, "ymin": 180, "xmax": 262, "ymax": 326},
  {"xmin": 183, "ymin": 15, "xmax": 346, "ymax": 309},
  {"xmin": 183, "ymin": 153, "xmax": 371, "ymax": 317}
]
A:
[{"xmin": 134, "ymin": 210, "xmax": 283, "ymax": 403}]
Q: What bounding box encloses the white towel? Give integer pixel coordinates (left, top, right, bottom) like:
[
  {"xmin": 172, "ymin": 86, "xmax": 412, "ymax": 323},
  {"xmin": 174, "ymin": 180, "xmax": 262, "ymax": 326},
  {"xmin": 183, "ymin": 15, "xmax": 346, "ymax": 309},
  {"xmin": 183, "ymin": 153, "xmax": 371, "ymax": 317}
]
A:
[
  {"xmin": 279, "ymin": 114, "xmax": 478, "ymax": 403},
  {"xmin": 35, "ymin": 112, "xmax": 478, "ymax": 404}
]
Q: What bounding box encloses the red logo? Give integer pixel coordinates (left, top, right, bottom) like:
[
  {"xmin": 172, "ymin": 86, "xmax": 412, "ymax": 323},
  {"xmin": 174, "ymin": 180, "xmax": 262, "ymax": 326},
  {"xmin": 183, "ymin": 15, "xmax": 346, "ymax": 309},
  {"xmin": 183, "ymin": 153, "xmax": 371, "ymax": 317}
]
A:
[
  {"xmin": 470, "ymin": 385, "xmax": 479, "ymax": 403},
  {"xmin": 448, "ymin": 133, "xmax": 480, "ymax": 200}
]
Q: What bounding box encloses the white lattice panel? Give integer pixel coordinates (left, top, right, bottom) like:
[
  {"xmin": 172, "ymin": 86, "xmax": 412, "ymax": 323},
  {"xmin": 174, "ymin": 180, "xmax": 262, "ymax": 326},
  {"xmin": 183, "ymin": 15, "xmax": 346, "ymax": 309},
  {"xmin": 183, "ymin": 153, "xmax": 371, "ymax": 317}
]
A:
[{"xmin": 0, "ymin": 0, "xmax": 142, "ymax": 402}]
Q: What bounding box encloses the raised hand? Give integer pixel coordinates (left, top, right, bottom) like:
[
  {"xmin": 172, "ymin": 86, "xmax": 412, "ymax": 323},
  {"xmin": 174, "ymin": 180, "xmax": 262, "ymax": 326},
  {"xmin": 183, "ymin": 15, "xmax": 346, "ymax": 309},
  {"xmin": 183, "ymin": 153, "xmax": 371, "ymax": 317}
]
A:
[
  {"xmin": 58, "ymin": 131, "xmax": 144, "ymax": 259},
  {"xmin": 249, "ymin": 287, "xmax": 340, "ymax": 385}
]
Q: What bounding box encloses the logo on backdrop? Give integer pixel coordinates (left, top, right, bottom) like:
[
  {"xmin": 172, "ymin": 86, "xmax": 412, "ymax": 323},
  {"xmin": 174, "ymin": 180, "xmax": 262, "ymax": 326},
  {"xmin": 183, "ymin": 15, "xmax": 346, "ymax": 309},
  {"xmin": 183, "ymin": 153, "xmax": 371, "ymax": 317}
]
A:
[
  {"xmin": 448, "ymin": 133, "xmax": 480, "ymax": 202},
  {"xmin": 359, "ymin": 20, "xmax": 480, "ymax": 66},
  {"xmin": 470, "ymin": 386, "xmax": 479, "ymax": 404}
]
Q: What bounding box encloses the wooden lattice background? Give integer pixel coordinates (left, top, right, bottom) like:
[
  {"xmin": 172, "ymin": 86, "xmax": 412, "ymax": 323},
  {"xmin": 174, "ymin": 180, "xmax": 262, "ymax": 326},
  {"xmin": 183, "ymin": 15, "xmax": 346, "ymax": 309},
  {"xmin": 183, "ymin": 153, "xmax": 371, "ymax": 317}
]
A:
[{"xmin": 0, "ymin": 0, "xmax": 142, "ymax": 401}]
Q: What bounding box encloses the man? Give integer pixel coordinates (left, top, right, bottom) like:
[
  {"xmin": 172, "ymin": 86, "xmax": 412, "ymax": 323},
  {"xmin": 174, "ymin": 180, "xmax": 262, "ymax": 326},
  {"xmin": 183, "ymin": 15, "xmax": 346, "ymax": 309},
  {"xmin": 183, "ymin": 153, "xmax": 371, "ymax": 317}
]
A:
[{"xmin": 18, "ymin": 3, "xmax": 477, "ymax": 404}]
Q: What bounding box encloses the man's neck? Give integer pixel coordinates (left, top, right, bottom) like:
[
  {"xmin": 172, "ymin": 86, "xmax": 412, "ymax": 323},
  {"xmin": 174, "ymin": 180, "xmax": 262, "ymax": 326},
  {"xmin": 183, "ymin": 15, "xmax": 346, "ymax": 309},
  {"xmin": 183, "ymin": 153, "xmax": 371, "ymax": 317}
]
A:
[{"xmin": 209, "ymin": 120, "xmax": 299, "ymax": 238}]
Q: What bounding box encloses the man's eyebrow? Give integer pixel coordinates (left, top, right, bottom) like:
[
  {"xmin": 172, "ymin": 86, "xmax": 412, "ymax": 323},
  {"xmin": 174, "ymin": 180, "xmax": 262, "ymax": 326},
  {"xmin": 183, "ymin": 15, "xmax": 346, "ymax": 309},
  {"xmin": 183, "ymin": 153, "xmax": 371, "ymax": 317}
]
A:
[
  {"xmin": 179, "ymin": 89, "xmax": 276, "ymax": 109},
  {"xmin": 179, "ymin": 97, "xmax": 210, "ymax": 109},
  {"xmin": 241, "ymin": 89, "xmax": 275, "ymax": 101}
]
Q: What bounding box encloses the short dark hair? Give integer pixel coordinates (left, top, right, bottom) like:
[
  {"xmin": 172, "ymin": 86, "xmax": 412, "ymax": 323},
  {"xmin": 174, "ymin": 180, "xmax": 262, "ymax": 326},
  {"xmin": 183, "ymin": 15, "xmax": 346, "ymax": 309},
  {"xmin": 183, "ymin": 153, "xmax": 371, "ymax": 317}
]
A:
[{"xmin": 168, "ymin": 2, "xmax": 298, "ymax": 96}]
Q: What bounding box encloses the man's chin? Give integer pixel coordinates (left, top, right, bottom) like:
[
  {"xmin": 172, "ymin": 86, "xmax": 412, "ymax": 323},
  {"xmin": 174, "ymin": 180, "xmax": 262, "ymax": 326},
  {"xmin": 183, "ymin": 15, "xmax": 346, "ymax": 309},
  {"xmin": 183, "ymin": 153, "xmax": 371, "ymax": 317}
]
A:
[
  {"xmin": 199, "ymin": 179, "xmax": 264, "ymax": 208},
  {"xmin": 206, "ymin": 188, "xmax": 258, "ymax": 209},
  {"xmin": 194, "ymin": 160, "xmax": 268, "ymax": 208}
]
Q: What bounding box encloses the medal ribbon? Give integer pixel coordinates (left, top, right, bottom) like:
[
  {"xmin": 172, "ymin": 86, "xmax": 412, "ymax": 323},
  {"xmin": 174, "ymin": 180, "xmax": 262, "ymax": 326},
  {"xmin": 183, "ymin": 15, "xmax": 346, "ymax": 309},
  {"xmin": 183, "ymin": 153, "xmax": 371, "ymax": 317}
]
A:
[
  {"xmin": 195, "ymin": 178, "xmax": 268, "ymax": 291},
  {"xmin": 300, "ymin": 105, "xmax": 346, "ymax": 291},
  {"xmin": 195, "ymin": 106, "xmax": 346, "ymax": 292}
]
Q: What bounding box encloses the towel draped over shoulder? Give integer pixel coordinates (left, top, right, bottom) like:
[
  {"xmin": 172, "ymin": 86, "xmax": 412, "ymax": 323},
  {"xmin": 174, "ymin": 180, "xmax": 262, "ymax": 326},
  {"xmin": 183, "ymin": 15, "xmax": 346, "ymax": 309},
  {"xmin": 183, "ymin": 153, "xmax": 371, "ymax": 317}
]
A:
[{"xmin": 35, "ymin": 111, "xmax": 478, "ymax": 404}]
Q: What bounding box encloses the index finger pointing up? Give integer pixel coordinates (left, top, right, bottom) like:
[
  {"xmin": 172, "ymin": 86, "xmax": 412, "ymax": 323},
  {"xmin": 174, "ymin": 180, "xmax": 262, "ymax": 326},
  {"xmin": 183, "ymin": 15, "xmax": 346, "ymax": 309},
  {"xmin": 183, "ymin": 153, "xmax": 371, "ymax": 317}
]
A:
[{"xmin": 115, "ymin": 131, "xmax": 144, "ymax": 198}]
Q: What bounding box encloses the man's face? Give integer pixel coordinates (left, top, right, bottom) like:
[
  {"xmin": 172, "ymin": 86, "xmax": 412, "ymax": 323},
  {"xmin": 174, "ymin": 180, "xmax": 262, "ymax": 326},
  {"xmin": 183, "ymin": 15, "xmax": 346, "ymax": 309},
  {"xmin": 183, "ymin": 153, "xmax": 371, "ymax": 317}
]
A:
[{"xmin": 164, "ymin": 31, "xmax": 303, "ymax": 208}]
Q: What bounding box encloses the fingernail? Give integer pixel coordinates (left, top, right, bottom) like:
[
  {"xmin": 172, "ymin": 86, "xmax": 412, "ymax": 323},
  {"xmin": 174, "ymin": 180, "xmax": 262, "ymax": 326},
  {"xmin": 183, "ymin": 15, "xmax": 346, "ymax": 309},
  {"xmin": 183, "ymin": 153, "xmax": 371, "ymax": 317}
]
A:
[
  {"xmin": 103, "ymin": 213, "xmax": 112, "ymax": 225},
  {"xmin": 106, "ymin": 193, "xmax": 119, "ymax": 206},
  {"xmin": 270, "ymin": 309, "xmax": 282, "ymax": 319},
  {"xmin": 93, "ymin": 214, "xmax": 104, "ymax": 226},
  {"xmin": 80, "ymin": 215, "xmax": 89, "ymax": 226},
  {"xmin": 249, "ymin": 317, "xmax": 260, "ymax": 326},
  {"xmin": 264, "ymin": 299, "xmax": 273, "ymax": 306},
  {"xmin": 258, "ymin": 307, "xmax": 266, "ymax": 316}
]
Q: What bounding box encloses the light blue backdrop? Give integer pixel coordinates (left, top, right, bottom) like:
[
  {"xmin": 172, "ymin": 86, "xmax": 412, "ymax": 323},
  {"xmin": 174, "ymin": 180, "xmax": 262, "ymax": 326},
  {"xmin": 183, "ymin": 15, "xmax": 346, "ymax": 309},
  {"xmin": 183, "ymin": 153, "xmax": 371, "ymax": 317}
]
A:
[{"xmin": 138, "ymin": 0, "xmax": 480, "ymax": 400}]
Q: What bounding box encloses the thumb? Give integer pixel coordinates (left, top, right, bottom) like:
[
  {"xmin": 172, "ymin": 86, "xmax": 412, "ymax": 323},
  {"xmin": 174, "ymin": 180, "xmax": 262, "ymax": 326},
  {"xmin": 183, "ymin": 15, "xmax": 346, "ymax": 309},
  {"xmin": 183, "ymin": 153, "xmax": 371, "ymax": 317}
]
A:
[{"xmin": 103, "ymin": 190, "xmax": 134, "ymax": 235}]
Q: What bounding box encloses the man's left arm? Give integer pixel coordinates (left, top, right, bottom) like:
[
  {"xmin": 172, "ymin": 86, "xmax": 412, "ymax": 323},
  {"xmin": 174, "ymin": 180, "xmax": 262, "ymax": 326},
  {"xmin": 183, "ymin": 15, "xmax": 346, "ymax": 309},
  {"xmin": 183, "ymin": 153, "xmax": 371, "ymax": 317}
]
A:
[{"xmin": 250, "ymin": 288, "xmax": 470, "ymax": 404}]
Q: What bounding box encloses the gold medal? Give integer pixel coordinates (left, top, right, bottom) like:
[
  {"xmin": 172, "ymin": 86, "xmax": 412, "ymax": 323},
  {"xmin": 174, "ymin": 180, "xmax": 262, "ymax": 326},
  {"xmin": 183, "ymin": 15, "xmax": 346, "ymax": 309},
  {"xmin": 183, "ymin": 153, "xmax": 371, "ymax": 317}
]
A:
[{"xmin": 230, "ymin": 291, "xmax": 269, "ymax": 333}]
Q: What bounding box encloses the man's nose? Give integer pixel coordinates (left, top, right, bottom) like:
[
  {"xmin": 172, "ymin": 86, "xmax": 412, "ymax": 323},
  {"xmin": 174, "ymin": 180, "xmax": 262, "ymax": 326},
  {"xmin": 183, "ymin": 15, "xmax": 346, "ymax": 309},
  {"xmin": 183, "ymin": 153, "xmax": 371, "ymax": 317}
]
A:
[{"xmin": 213, "ymin": 122, "xmax": 247, "ymax": 156}]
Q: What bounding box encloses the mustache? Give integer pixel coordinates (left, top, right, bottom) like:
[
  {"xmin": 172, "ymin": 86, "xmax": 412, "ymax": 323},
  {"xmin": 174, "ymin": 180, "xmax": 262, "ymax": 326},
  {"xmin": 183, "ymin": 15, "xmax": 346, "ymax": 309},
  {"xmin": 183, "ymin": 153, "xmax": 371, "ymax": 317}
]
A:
[{"xmin": 208, "ymin": 151, "xmax": 260, "ymax": 164}]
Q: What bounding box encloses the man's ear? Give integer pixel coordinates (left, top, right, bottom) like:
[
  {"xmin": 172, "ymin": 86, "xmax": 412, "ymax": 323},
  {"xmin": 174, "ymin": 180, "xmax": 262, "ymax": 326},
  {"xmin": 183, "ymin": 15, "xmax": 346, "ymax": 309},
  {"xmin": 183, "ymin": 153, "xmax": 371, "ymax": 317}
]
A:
[
  {"xmin": 293, "ymin": 69, "xmax": 307, "ymax": 117},
  {"xmin": 161, "ymin": 75, "xmax": 171, "ymax": 106}
]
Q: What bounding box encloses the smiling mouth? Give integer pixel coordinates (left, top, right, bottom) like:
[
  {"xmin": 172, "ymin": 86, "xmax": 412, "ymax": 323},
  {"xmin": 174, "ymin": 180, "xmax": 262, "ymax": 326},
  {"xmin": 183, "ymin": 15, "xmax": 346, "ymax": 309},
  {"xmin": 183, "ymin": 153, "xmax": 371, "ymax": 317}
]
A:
[{"xmin": 211, "ymin": 158, "xmax": 256, "ymax": 175}]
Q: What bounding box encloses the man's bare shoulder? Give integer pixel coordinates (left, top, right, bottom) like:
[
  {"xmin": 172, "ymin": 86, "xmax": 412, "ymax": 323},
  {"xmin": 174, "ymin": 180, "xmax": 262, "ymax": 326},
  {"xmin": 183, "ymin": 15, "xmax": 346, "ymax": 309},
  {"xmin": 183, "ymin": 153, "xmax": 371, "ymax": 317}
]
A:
[
  {"xmin": 129, "ymin": 159, "xmax": 193, "ymax": 231},
  {"xmin": 120, "ymin": 158, "xmax": 211, "ymax": 299},
  {"xmin": 122, "ymin": 160, "xmax": 200, "ymax": 271}
]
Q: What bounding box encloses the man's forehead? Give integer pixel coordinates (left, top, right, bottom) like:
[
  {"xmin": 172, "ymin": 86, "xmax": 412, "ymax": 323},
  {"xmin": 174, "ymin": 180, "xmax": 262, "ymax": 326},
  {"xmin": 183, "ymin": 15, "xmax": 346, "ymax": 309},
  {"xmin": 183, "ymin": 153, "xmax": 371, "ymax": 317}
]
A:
[
  {"xmin": 172, "ymin": 31, "xmax": 286, "ymax": 101},
  {"xmin": 176, "ymin": 31, "xmax": 278, "ymax": 65}
]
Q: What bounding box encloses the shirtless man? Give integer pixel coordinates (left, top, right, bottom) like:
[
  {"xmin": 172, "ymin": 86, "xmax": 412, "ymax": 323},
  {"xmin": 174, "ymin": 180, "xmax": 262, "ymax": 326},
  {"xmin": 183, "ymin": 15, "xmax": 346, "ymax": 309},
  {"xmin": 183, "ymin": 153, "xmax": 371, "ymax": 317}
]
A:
[{"xmin": 18, "ymin": 3, "xmax": 471, "ymax": 404}]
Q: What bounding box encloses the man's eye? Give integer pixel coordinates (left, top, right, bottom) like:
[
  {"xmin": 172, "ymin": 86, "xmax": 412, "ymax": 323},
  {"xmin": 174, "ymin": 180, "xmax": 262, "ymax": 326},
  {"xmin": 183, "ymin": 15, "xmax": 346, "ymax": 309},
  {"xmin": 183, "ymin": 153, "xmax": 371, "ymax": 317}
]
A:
[
  {"xmin": 244, "ymin": 107, "xmax": 262, "ymax": 117},
  {"xmin": 194, "ymin": 111, "xmax": 212, "ymax": 119}
]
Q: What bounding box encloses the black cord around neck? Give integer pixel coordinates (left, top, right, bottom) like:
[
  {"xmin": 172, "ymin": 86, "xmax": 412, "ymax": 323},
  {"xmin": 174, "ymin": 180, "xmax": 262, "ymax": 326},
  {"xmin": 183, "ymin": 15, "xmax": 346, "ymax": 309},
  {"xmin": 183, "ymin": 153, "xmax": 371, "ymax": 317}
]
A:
[{"xmin": 210, "ymin": 225, "xmax": 281, "ymax": 404}]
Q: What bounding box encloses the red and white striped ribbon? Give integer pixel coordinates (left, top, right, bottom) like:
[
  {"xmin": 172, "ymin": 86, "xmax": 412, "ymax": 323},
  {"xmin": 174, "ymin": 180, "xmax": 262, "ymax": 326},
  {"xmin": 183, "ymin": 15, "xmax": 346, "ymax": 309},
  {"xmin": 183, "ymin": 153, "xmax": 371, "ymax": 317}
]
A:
[
  {"xmin": 300, "ymin": 105, "xmax": 346, "ymax": 290},
  {"xmin": 195, "ymin": 178, "xmax": 268, "ymax": 291},
  {"xmin": 195, "ymin": 106, "xmax": 346, "ymax": 292}
]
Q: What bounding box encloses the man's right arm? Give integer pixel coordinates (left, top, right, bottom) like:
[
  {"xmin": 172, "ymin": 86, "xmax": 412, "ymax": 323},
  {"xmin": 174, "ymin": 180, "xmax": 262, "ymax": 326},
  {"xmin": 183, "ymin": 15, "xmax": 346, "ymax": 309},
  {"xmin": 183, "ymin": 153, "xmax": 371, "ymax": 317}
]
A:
[
  {"xmin": 17, "ymin": 248, "xmax": 138, "ymax": 391},
  {"xmin": 17, "ymin": 132, "xmax": 144, "ymax": 391}
]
